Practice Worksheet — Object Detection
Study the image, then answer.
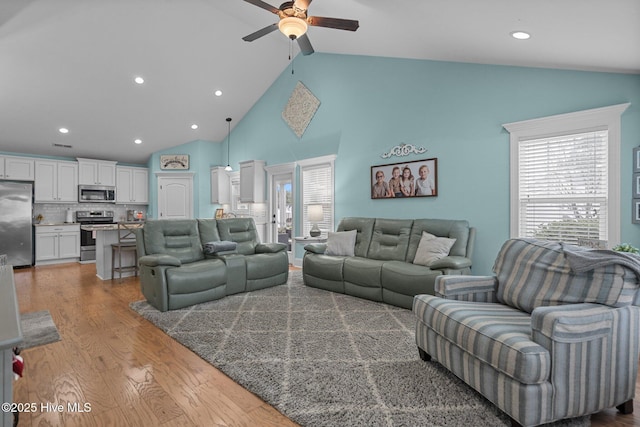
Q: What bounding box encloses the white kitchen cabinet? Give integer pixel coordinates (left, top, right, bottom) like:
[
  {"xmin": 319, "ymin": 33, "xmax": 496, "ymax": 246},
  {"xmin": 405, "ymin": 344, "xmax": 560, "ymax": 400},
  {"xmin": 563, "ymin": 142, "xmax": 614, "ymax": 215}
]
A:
[
  {"xmin": 239, "ymin": 160, "xmax": 266, "ymax": 203},
  {"xmin": 0, "ymin": 155, "xmax": 35, "ymax": 181},
  {"xmin": 116, "ymin": 166, "xmax": 148, "ymax": 204},
  {"xmin": 35, "ymin": 224, "xmax": 80, "ymax": 264},
  {"xmin": 77, "ymin": 158, "xmax": 117, "ymax": 186},
  {"xmin": 34, "ymin": 160, "xmax": 78, "ymax": 202},
  {"xmin": 210, "ymin": 166, "xmax": 230, "ymax": 204}
]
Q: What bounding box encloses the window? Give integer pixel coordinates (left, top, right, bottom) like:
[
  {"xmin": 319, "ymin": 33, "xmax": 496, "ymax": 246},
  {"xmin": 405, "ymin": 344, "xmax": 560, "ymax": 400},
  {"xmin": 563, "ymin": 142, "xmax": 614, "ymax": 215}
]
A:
[
  {"xmin": 504, "ymin": 103, "xmax": 629, "ymax": 247},
  {"xmin": 299, "ymin": 155, "xmax": 336, "ymax": 237}
]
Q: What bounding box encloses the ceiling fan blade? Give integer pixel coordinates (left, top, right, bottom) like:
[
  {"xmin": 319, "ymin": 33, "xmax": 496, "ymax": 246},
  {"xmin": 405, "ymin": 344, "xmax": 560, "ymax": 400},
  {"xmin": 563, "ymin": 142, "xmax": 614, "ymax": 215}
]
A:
[
  {"xmin": 308, "ymin": 16, "xmax": 359, "ymax": 31},
  {"xmin": 243, "ymin": 0, "xmax": 279, "ymax": 14},
  {"xmin": 296, "ymin": 34, "xmax": 314, "ymax": 55},
  {"xmin": 242, "ymin": 23, "xmax": 279, "ymax": 42},
  {"xmin": 294, "ymin": 0, "xmax": 312, "ymax": 10}
]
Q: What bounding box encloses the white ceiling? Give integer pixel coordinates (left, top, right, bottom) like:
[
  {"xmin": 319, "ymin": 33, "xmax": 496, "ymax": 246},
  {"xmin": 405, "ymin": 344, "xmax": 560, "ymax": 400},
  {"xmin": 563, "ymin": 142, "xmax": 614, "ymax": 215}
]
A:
[{"xmin": 1, "ymin": 0, "xmax": 638, "ymax": 164}]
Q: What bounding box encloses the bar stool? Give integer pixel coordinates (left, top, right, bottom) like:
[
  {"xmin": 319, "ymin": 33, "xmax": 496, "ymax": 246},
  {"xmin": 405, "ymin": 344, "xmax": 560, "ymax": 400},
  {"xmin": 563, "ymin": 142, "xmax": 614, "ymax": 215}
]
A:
[{"xmin": 111, "ymin": 223, "xmax": 138, "ymax": 280}]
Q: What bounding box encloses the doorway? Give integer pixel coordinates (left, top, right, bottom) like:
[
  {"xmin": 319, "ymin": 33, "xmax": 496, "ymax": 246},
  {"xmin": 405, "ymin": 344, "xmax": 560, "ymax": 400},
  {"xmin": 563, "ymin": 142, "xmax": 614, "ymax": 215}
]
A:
[
  {"xmin": 157, "ymin": 173, "xmax": 194, "ymax": 219},
  {"xmin": 266, "ymin": 163, "xmax": 295, "ymax": 263}
]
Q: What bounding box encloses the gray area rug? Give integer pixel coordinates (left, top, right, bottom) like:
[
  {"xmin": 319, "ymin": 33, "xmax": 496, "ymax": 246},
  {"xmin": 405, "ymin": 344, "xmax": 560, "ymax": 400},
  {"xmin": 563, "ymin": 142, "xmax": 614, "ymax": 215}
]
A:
[
  {"xmin": 130, "ymin": 271, "xmax": 589, "ymax": 427},
  {"xmin": 20, "ymin": 310, "xmax": 61, "ymax": 349}
]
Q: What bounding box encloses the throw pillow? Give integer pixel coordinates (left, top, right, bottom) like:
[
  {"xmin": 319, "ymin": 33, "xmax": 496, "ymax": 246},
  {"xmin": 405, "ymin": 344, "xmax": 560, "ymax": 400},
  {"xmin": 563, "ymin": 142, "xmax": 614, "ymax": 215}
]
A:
[
  {"xmin": 413, "ymin": 231, "xmax": 456, "ymax": 266},
  {"xmin": 325, "ymin": 229, "xmax": 357, "ymax": 257}
]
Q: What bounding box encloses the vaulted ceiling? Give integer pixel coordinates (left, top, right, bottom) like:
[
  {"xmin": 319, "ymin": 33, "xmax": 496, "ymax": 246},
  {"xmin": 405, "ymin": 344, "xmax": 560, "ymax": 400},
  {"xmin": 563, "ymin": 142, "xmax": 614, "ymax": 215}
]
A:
[{"xmin": 1, "ymin": 0, "xmax": 638, "ymax": 164}]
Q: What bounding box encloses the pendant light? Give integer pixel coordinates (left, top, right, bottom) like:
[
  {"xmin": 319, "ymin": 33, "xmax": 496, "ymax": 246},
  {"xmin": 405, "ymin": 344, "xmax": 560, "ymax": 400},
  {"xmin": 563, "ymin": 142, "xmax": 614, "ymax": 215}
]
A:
[{"xmin": 224, "ymin": 117, "xmax": 233, "ymax": 171}]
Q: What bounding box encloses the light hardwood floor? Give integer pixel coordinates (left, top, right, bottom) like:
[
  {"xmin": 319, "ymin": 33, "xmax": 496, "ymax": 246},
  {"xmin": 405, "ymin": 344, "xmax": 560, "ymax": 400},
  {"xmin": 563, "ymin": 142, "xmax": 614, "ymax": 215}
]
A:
[{"xmin": 10, "ymin": 263, "xmax": 639, "ymax": 426}]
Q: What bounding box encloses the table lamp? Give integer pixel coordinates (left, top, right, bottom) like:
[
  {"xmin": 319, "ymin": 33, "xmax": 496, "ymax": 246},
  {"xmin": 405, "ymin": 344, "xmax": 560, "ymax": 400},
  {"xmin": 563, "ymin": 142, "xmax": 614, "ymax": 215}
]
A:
[{"xmin": 308, "ymin": 204, "xmax": 323, "ymax": 237}]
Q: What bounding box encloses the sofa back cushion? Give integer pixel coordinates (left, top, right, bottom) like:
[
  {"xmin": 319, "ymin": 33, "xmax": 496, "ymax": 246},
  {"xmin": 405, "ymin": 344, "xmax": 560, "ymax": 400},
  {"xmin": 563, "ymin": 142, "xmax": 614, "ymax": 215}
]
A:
[
  {"xmin": 367, "ymin": 219, "xmax": 413, "ymax": 261},
  {"xmin": 406, "ymin": 219, "xmax": 470, "ymax": 262},
  {"xmin": 337, "ymin": 217, "xmax": 375, "ymax": 258},
  {"xmin": 494, "ymin": 239, "xmax": 627, "ymax": 313},
  {"xmin": 217, "ymin": 218, "xmax": 260, "ymax": 255},
  {"xmin": 143, "ymin": 220, "xmax": 204, "ymax": 263},
  {"xmin": 197, "ymin": 219, "xmax": 221, "ymax": 244}
]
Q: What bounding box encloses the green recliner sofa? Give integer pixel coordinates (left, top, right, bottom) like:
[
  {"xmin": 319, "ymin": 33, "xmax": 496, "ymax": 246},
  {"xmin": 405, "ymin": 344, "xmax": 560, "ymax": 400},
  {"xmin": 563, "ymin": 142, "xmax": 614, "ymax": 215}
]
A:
[
  {"xmin": 303, "ymin": 217, "xmax": 475, "ymax": 309},
  {"xmin": 136, "ymin": 217, "xmax": 289, "ymax": 312}
]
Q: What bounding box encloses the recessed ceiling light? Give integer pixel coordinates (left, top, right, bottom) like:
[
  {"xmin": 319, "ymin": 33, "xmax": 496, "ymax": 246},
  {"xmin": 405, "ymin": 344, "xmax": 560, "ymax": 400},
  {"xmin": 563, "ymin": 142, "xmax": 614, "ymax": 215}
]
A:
[
  {"xmin": 214, "ymin": 90, "xmax": 222, "ymax": 97},
  {"xmin": 134, "ymin": 138, "xmax": 142, "ymax": 144},
  {"xmin": 58, "ymin": 127, "xmax": 69, "ymax": 134},
  {"xmin": 511, "ymin": 31, "xmax": 531, "ymax": 40},
  {"xmin": 190, "ymin": 124, "xmax": 198, "ymax": 130},
  {"xmin": 134, "ymin": 76, "xmax": 145, "ymax": 84}
]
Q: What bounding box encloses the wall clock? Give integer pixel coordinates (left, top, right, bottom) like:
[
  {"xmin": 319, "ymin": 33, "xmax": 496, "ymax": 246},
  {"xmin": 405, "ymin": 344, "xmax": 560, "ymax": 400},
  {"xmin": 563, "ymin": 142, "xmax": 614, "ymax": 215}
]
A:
[{"xmin": 160, "ymin": 154, "xmax": 189, "ymax": 170}]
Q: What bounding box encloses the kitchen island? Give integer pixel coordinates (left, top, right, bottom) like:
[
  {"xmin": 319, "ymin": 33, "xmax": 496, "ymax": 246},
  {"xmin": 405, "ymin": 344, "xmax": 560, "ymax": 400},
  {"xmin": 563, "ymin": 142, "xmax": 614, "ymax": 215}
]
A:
[{"xmin": 79, "ymin": 223, "xmax": 143, "ymax": 280}]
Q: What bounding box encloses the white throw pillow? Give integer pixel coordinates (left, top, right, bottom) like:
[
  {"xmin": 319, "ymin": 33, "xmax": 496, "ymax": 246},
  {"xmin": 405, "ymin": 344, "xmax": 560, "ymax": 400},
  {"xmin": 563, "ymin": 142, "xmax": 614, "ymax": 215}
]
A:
[
  {"xmin": 413, "ymin": 231, "xmax": 456, "ymax": 266},
  {"xmin": 325, "ymin": 229, "xmax": 357, "ymax": 257}
]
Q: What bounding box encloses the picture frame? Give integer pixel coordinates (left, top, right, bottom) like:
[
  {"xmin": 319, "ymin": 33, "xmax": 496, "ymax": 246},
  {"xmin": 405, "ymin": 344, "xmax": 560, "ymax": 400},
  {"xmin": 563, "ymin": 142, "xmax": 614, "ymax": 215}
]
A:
[
  {"xmin": 634, "ymin": 174, "xmax": 640, "ymax": 198},
  {"xmin": 160, "ymin": 154, "xmax": 189, "ymax": 170},
  {"xmin": 371, "ymin": 158, "xmax": 437, "ymax": 199},
  {"xmin": 635, "ymin": 147, "xmax": 640, "ymax": 172},
  {"xmin": 634, "ymin": 200, "xmax": 640, "ymax": 224},
  {"xmin": 215, "ymin": 208, "xmax": 224, "ymax": 219}
]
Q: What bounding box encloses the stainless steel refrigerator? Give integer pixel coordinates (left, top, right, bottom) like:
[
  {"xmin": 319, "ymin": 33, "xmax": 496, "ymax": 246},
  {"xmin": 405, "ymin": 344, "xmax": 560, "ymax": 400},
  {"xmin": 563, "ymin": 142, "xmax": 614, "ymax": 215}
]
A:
[{"xmin": 0, "ymin": 181, "xmax": 33, "ymax": 267}]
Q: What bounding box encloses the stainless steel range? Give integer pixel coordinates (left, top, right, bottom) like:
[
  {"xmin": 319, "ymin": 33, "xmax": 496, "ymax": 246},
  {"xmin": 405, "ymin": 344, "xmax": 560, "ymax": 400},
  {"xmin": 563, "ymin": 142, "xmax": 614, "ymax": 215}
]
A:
[{"xmin": 76, "ymin": 210, "xmax": 115, "ymax": 261}]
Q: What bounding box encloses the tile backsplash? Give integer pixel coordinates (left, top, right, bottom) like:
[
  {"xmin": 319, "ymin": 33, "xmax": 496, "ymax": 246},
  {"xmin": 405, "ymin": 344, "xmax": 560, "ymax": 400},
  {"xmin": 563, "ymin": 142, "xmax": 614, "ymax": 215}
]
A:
[{"xmin": 34, "ymin": 203, "xmax": 148, "ymax": 223}]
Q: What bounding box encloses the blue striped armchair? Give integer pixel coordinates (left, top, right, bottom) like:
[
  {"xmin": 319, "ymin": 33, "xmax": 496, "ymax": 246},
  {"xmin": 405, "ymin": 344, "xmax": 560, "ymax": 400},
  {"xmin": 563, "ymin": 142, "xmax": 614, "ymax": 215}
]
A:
[{"xmin": 413, "ymin": 238, "xmax": 640, "ymax": 427}]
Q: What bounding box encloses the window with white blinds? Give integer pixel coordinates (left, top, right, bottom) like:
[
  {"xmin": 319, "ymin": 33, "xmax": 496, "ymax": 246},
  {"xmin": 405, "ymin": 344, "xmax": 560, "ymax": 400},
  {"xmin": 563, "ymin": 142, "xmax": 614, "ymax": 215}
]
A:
[
  {"xmin": 300, "ymin": 158, "xmax": 334, "ymax": 237},
  {"xmin": 518, "ymin": 130, "xmax": 608, "ymax": 244},
  {"xmin": 504, "ymin": 103, "xmax": 628, "ymax": 248}
]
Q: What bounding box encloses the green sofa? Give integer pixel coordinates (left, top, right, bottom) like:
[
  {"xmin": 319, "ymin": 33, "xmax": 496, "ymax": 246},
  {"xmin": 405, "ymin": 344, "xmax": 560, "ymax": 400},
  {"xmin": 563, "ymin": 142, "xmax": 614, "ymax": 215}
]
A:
[
  {"xmin": 136, "ymin": 218, "xmax": 289, "ymax": 312},
  {"xmin": 303, "ymin": 217, "xmax": 475, "ymax": 309}
]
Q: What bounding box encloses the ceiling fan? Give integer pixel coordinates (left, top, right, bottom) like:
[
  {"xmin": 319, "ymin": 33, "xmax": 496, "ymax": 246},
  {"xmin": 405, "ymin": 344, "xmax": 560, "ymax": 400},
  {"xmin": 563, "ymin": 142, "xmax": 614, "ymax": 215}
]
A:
[{"xmin": 242, "ymin": 0, "xmax": 359, "ymax": 56}]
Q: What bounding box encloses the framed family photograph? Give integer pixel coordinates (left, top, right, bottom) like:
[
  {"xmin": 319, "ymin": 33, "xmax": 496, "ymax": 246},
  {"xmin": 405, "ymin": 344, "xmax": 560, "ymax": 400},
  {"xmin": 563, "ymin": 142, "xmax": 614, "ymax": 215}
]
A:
[{"xmin": 371, "ymin": 158, "xmax": 437, "ymax": 199}]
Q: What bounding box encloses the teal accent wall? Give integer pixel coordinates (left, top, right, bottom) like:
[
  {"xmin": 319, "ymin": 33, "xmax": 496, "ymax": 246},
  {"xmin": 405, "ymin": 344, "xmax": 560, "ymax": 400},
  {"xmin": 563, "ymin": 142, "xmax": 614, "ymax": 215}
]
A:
[
  {"xmin": 153, "ymin": 54, "xmax": 640, "ymax": 275},
  {"xmin": 147, "ymin": 139, "xmax": 223, "ymax": 219}
]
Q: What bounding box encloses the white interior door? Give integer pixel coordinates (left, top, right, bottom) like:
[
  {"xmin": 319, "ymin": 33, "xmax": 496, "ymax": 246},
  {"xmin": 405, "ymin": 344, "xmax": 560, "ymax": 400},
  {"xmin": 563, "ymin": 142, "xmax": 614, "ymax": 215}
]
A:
[
  {"xmin": 157, "ymin": 173, "xmax": 193, "ymax": 219},
  {"xmin": 265, "ymin": 163, "xmax": 296, "ymax": 262}
]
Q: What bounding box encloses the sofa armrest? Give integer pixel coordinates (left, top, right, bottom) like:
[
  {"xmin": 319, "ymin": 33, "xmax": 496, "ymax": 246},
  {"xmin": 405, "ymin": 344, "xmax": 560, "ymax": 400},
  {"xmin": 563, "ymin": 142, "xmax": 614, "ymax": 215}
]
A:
[
  {"xmin": 530, "ymin": 303, "xmax": 639, "ymax": 417},
  {"xmin": 434, "ymin": 275, "xmax": 498, "ymax": 302},
  {"xmin": 428, "ymin": 256, "xmax": 472, "ymax": 270},
  {"xmin": 139, "ymin": 254, "xmax": 182, "ymax": 267},
  {"xmin": 255, "ymin": 242, "xmax": 287, "ymax": 253},
  {"xmin": 531, "ymin": 303, "xmax": 616, "ymax": 346},
  {"xmin": 304, "ymin": 243, "xmax": 327, "ymax": 254}
]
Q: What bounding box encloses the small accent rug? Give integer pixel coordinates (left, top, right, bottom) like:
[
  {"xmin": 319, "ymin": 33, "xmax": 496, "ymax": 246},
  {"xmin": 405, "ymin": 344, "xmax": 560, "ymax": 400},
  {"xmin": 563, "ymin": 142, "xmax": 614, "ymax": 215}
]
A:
[
  {"xmin": 130, "ymin": 271, "xmax": 588, "ymax": 427},
  {"xmin": 20, "ymin": 310, "xmax": 61, "ymax": 349}
]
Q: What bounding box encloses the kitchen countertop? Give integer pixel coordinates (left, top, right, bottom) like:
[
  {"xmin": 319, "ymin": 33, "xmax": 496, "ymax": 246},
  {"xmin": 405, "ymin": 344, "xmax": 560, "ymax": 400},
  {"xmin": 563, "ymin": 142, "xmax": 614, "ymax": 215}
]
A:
[
  {"xmin": 80, "ymin": 222, "xmax": 144, "ymax": 231},
  {"xmin": 34, "ymin": 222, "xmax": 80, "ymax": 226}
]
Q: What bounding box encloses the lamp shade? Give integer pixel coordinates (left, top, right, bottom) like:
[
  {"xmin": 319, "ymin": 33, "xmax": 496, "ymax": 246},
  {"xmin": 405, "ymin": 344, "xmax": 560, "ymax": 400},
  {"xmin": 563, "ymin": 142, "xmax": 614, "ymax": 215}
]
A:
[
  {"xmin": 308, "ymin": 204, "xmax": 324, "ymax": 222},
  {"xmin": 278, "ymin": 16, "xmax": 308, "ymax": 39}
]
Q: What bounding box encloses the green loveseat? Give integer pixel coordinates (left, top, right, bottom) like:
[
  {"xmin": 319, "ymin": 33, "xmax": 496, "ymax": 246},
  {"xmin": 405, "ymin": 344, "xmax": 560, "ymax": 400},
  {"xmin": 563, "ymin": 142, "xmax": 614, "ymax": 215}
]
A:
[
  {"xmin": 136, "ymin": 218, "xmax": 289, "ymax": 312},
  {"xmin": 303, "ymin": 217, "xmax": 475, "ymax": 309}
]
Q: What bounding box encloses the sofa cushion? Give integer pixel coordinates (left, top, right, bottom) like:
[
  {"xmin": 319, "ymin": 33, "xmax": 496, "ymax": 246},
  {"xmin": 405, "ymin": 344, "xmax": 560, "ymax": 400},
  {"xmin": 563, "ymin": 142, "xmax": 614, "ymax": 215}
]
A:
[
  {"xmin": 367, "ymin": 218, "xmax": 412, "ymax": 261},
  {"xmin": 197, "ymin": 219, "xmax": 221, "ymax": 244},
  {"xmin": 407, "ymin": 219, "xmax": 470, "ymax": 262},
  {"xmin": 413, "ymin": 294, "xmax": 550, "ymax": 385},
  {"xmin": 166, "ymin": 259, "xmax": 226, "ymax": 294},
  {"xmin": 217, "ymin": 218, "xmax": 260, "ymax": 255},
  {"xmin": 494, "ymin": 239, "xmax": 626, "ymax": 313},
  {"xmin": 325, "ymin": 230, "xmax": 357, "ymax": 256},
  {"xmin": 382, "ymin": 261, "xmax": 441, "ymax": 296},
  {"xmin": 337, "ymin": 217, "xmax": 375, "ymax": 258},
  {"xmin": 143, "ymin": 219, "xmax": 204, "ymax": 263},
  {"xmin": 413, "ymin": 231, "xmax": 456, "ymax": 266}
]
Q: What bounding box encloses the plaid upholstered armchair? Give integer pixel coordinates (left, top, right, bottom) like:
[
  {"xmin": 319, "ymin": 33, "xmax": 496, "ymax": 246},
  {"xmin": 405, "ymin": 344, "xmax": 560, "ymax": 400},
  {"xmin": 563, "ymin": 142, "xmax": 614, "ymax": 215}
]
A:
[{"xmin": 413, "ymin": 238, "xmax": 640, "ymax": 427}]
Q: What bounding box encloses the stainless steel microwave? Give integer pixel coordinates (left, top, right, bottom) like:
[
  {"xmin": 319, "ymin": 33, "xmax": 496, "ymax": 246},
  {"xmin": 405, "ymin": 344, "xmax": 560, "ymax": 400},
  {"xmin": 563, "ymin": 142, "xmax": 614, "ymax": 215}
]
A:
[{"xmin": 78, "ymin": 185, "xmax": 116, "ymax": 203}]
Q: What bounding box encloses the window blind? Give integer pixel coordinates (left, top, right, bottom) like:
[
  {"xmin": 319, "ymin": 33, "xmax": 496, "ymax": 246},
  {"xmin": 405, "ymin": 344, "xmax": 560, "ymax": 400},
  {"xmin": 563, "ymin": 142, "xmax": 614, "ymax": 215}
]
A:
[
  {"xmin": 518, "ymin": 130, "xmax": 608, "ymax": 244},
  {"xmin": 301, "ymin": 164, "xmax": 333, "ymax": 236}
]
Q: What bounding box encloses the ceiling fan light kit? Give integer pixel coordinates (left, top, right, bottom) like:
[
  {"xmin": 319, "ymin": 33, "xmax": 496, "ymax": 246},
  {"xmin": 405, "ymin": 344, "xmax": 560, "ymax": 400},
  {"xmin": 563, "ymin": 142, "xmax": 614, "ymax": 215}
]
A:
[
  {"xmin": 242, "ymin": 0, "xmax": 359, "ymax": 56},
  {"xmin": 278, "ymin": 16, "xmax": 308, "ymax": 39}
]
